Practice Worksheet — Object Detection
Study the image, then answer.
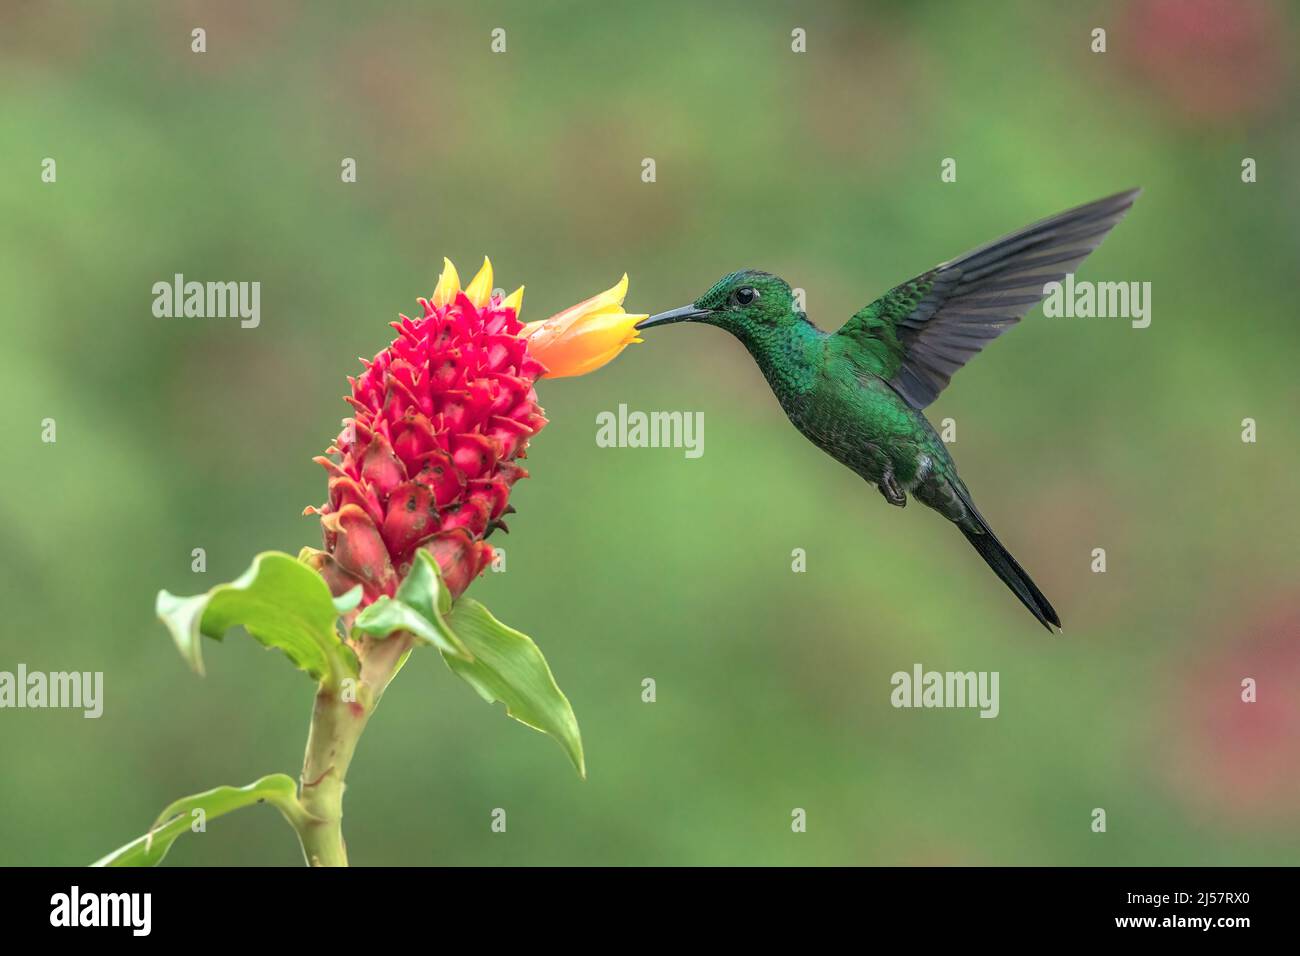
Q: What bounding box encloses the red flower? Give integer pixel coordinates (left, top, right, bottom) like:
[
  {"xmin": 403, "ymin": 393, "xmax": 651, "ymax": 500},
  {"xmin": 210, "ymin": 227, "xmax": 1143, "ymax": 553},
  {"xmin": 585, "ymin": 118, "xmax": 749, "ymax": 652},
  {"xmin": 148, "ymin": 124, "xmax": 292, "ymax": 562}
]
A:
[{"xmin": 306, "ymin": 258, "xmax": 546, "ymax": 604}]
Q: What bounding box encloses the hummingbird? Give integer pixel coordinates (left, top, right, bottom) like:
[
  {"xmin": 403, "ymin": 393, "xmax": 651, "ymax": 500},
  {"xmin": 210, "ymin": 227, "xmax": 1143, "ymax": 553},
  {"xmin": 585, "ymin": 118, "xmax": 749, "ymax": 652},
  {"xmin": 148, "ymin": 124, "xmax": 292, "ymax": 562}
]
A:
[{"xmin": 636, "ymin": 190, "xmax": 1140, "ymax": 632}]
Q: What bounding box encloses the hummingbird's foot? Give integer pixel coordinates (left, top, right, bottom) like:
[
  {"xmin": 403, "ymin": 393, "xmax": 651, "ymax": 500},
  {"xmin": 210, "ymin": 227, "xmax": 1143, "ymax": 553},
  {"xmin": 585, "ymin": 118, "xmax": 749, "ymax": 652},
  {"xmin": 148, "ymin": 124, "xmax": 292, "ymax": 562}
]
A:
[{"xmin": 877, "ymin": 473, "xmax": 907, "ymax": 507}]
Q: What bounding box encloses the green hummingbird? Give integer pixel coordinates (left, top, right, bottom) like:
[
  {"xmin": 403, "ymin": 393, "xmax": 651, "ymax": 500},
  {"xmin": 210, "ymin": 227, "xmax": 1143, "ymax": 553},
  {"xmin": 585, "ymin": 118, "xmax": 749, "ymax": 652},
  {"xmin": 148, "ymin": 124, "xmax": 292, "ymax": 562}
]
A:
[{"xmin": 637, "ymin": 189, "xmax": 1140, "ymax": 632}]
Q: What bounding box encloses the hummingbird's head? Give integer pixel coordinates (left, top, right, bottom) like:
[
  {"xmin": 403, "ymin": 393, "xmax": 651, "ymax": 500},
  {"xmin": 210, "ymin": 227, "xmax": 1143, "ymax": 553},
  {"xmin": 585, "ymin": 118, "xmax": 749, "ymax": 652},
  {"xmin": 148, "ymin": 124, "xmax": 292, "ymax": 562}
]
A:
[{"xmin": 636, "ymin": 270, "xmax": 800, "ymax": 342}]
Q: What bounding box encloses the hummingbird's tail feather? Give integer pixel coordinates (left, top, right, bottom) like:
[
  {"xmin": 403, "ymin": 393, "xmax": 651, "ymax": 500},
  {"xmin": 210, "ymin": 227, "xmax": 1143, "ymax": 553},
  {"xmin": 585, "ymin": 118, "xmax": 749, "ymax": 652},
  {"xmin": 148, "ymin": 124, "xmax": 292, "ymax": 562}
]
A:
[
  {"xmin": 959, "ymin": 524, "xmax": 1060, "ymax": 633},
  {"xmin": 912, "ymin": 471, "xmax": 1061, "ymax": 632},
  {"xmin": 956, "ymin": 510, "xmax": 1061, "ymax": 634},
  {"xmin": 924, "ymin": 477, "xmax": 1061, "ymax": 632}
]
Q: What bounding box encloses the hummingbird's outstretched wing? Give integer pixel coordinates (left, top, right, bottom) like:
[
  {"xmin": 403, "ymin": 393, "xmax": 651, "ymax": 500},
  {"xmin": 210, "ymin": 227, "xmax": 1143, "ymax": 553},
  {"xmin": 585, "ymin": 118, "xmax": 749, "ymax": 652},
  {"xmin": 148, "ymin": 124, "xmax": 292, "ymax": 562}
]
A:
[{"xmin": 835, "ymin": 189, "xmax": 1140, "ymax": 410}]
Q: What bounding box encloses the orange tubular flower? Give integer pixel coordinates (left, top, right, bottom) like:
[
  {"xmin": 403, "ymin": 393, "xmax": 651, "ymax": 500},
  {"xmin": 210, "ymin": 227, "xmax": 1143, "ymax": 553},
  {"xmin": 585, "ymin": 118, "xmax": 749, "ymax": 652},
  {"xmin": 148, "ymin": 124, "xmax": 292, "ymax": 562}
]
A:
[{"xmin": 521, "ymin": 274, "xmax": 647, "ymax": 378}]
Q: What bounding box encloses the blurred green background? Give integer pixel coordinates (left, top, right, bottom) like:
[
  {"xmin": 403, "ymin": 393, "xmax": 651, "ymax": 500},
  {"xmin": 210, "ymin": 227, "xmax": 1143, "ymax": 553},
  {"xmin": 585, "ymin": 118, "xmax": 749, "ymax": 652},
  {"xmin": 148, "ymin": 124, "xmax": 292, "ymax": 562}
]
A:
[{"xmin": 2, "ymin": 0, "xmax": 1298, "ymax": 866}]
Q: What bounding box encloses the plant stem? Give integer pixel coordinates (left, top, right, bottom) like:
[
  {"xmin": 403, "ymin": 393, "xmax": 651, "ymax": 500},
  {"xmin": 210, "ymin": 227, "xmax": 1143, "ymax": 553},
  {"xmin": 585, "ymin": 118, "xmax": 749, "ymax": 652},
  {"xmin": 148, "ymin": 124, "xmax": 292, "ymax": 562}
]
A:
[{"xmin": 295, "ymin": 632, "xmax": 412, "ymax": 867}]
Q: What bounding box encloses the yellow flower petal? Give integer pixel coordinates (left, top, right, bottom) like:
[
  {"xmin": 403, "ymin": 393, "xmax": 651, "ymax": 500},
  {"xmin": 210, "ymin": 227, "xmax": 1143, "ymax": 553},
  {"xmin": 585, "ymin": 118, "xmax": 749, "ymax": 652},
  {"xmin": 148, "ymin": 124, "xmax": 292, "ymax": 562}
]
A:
[
  {"xmin": 519, "ymin": 274, "xmax": 644, "ymax": 377},
  {"xmin": 502, "ymin": 285, "xmax": 525, "ymax": 317},
  {"xmin": 555, "ymin": 337, "xmax": 641, "ymax": 378},
  {"xmin": 536, "ymin": 273, "xmax": 630, "ymax": 335},
  {"xmin": 432, "ymin": 257, "xmax": 461, "ymax": 307},
  {"xmin": 527, "ymin": 312, "xmax": 646, "ymax": 378},
  {"xmin": 579, "ymin": 310, "xmax": 648, "ymax": 336},
  {"xmin": 465, "ymin": 256, "xmax": 494, "ymax": 309}
]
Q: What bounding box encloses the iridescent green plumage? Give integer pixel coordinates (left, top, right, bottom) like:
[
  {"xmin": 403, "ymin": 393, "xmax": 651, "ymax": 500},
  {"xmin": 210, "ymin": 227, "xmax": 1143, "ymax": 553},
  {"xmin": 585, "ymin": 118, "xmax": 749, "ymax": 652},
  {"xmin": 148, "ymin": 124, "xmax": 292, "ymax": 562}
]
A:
[{"xmin": 638, "ymin": 190, "xmax": 1141, "ymax": 632}]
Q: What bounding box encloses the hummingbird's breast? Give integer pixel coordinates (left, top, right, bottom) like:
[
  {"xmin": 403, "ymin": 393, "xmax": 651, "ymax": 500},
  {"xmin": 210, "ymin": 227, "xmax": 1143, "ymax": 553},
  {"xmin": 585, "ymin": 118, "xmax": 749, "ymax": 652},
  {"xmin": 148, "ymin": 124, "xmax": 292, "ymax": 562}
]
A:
[
  {"xmin": 779, "ymin": 357, "xmax": 937, "ymax": 485},
  {"xmin": 743, "ymin": 323, "xmax": 918, "ymax": 478},
  {"xmin": 753, "ymin": 355, "xmax": 820, "ymax": 433},
  {"xmin": 783, "ymin": 386, "xmax": 867, "ymax": 464}
]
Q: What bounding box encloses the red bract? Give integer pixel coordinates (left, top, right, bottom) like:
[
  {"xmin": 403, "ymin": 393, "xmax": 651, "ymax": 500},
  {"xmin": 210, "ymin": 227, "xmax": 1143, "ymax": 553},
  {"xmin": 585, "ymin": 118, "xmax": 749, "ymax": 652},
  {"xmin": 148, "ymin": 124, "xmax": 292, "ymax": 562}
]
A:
[{"xmin": 306, "ymin": 262, "xmax": 547, "ymax": 605}]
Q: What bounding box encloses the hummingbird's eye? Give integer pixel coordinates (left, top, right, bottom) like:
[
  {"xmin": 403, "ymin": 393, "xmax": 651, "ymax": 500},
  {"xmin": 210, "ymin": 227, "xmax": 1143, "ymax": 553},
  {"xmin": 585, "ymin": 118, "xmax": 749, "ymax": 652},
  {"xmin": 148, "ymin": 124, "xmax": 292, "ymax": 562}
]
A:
[{"xmin": 733, "ymin": 287, "xmax": 759, "ymax": 307}]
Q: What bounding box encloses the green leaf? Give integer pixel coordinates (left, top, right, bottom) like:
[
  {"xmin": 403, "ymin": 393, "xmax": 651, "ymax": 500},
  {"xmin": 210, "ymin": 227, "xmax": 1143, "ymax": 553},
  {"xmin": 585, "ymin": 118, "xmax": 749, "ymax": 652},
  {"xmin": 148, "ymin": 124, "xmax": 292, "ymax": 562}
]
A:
[
  {"xmin": 444, "ymin": 598, "xmax": 585, "ymax": 779},
  {"xmin": 406, "ymin": 548, "xmax": 454, "ymax": 618},
  {"xmin": 332, "ymin": 585, "xmax": 364, "ymax": 614},
  {"xmin": 353, "ymin": 551, "xmax": 469, "ymax": 659},
  {"xmin": 156, "ymin": 551, "xmax": 359, "ymax": 684},
  {"xmin": 92, "ymin": 774, "xmax": 304, "ymax": 867},
  {"xmin": 340, "ymin": 552, "xmax": 582, "ymax": 776}
]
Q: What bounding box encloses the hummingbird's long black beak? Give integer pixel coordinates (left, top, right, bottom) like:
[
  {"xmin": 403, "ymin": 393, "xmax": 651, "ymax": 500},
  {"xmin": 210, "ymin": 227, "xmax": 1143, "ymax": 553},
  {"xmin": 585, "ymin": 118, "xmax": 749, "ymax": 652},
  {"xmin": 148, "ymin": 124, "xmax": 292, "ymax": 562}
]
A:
[{"xmin": 636, "ymin": 304, "xmax": 709, "ymax": 330}]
